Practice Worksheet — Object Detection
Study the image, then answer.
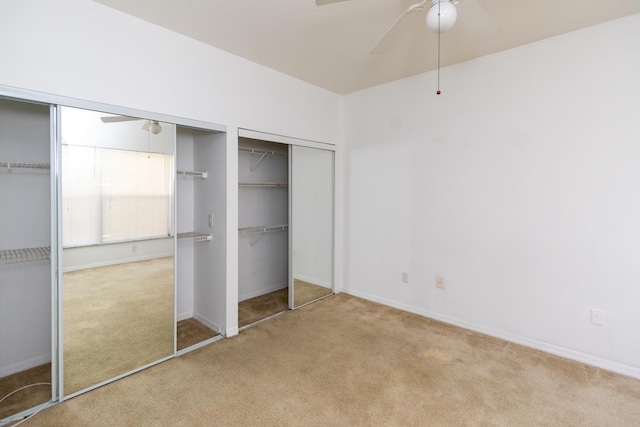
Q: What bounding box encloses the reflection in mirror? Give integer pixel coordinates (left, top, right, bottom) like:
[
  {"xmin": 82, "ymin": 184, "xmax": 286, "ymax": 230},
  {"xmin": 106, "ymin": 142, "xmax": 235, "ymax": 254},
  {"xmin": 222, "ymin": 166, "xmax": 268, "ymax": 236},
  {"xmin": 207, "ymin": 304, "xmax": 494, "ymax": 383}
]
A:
[
  {"xmin": 291, "ymin": 146, "xmax": 334, "ymax": 308},
  {"xmin": 60, "ymin": 107, "xmax": 175, "ymax": 396}
]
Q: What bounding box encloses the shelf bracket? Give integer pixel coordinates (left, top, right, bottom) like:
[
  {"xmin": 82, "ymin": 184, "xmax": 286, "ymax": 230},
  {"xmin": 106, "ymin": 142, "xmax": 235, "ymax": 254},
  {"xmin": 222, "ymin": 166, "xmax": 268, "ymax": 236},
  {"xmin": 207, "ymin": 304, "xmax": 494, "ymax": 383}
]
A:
[
  {"xmin": 250, "ymin": 152, "xmax": 268, "ymax": 172},
  {"xmin": 250, "ymin": 231, "xmax": 265, "ymax": 247}
]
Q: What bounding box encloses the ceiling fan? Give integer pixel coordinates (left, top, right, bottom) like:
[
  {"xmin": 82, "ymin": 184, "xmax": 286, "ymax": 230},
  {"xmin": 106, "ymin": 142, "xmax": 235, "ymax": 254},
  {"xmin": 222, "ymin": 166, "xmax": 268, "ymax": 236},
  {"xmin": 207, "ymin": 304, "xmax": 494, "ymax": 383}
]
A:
[
  {"xmin": 317, "ymin": 0, "xmax": 494, "ymax": 54},
  {"xmin": 100, "ymin": 115, "xmax": 163, "ymax": 135},
  {"xmin": 317, "ymin": 0, "xmax": 497, "ymax": 93}
]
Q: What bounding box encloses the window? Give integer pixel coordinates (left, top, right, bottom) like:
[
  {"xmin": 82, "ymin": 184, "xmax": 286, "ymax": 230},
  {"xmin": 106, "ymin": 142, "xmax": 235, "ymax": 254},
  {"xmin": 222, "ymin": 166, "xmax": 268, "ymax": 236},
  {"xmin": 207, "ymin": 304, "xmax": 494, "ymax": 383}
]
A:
[{"xmin": 62, "ymin": 145, "xmax": 173, "ymax": 247}]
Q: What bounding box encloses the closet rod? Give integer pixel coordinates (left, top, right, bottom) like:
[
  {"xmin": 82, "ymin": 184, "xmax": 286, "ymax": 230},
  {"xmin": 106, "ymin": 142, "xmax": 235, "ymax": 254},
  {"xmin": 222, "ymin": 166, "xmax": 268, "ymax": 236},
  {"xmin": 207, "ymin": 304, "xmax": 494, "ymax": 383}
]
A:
[
  {"xmin": 0, "ymin": 247, "xmax": 51, "ymax": 265},
  {"xmin": 239, "ymin": 147, "xmax": 286, "ymax": 171},
  {"xmin": 177, "ymin": 170, "xmax": 208, "ymax": 179},
  {"xmin": 238, "ymin": 147, "xmax": 287, "ymax": 157},
  {"xmin": 238, "ymin": 224, "xmax": 288, "ymax": 236},
  {"xmin": 0, "ymin": 161, "xmax": 50, "ymax": 170},
  {"xmin": 239, "ymin": 182, "xmax": 287, "ymax": 188}
]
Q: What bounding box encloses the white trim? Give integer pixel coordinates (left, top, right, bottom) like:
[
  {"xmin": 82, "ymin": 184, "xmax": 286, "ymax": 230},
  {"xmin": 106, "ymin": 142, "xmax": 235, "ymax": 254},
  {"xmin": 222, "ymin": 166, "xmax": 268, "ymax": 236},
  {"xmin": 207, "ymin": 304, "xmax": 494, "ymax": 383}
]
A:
[
  {"xmin": 175, "ymin": 334, "xmax": 224, "ymax": 356},
  {"xmin": 0, "ymin": 354, "xmax": 51, "ymax": 378},
  {"xmin": 176, "ymin": 311, "xmax": 193, "ymax": 322},
  {"xmin": 193, "ymin": 312, "xmax": 221, "ymax": 334},
  {"xmin": 226, "ymin": 326, "xmax": 239, "ymax": 337},
  {"xmin": 239, "ymin": 282, "xmax": 288, "ymax": 302},
  {"xmin": 239, "ymin": 128, "xmax": 335, "ymax": 151},
  {"xmin": 62, "ymin": 252, "xmax": 174, "ymax": 272},
  {"xmin": 0, "ymin": 84, "xmax": 226, "ymax": 134},
  {"xmin": 344, "ymin": 288, "xmax": 640, "ymax": 380},
  {"xmin": 294, "ymin": 274, "xmax": 332, "ymax": 289}
]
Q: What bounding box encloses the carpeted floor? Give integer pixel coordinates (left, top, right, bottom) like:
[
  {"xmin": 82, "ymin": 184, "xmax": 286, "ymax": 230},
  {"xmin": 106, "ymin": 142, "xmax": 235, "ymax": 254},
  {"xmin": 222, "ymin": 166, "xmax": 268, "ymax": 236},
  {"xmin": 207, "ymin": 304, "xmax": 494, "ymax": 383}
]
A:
[
  {"xmin": 0, "ymin": 364, "xmax": 50, "ymax": 420},
  {"xmin": 63, "ymin": 257, "xmax": 174, "ymax": 395},
  {"xmin": 176, "ymin": 318, "xmax": 219, "ymax": 351},
  {"xmin": 238, "ymin": 281, "xmax": 332, "ymax": 328},
  {"xmin": 18, "ymin": 293, "xmax": 640, "ymax": 426},
  {"xmin": 293, "ymin": 279, "xmax": 332, "ymax": 307},
  {"xmin": 238, "ymin": 288, "xmax": 288, "ymax": 328}
]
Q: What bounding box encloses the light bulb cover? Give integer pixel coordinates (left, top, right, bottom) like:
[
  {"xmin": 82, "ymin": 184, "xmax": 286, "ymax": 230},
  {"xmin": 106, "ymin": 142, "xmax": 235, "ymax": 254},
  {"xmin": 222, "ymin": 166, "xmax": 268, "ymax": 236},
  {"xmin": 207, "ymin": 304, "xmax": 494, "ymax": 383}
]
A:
[
  {"xmin": 426, "ymin": 1, "xmax": 457, "ymax": 33},
  {"xmin": 149, "ymin": 121, "xmax": 162, "ymax": 135}
]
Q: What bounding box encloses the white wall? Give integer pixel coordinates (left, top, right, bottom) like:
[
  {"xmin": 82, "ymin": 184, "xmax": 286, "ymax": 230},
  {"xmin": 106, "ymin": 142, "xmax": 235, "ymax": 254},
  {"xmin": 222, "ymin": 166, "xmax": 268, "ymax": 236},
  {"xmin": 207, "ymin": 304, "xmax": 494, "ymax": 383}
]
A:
[
  {"xmin": 343, "ymin": 14, "xmax": 640, "ymax": 378},
  {"xmin": 0, "ymin": 0, "xmax": 341, "ymax": 337}
]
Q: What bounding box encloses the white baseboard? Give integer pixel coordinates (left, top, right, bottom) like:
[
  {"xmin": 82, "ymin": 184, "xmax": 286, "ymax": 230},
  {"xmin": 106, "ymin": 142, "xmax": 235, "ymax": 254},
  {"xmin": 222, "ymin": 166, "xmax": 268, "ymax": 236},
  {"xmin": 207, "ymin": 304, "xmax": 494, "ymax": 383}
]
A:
[
  {"xmin": 239, "ymin": 282, "xmax": 287, "ymax": 302},
  {"xmin": 294, "ymin": 274, "xmax": 332, "ymax": 289},
  {"xmin": 0, "ymin": 354, "xmax": 51, "ymax": 378},
  {"xmin": 193, "ymin": 312, "xmax": 221, "ymax": 334},
  {"xmin": 63, "ymin": 252, "xmax": 174, "ymax": 272},
  {"xmin": 177, "ymin": 311, "xmax": 193, "ymax": 322},
  {"xmin": 344, "ymin": 288, "xmax": 640, "ymax": 380}
]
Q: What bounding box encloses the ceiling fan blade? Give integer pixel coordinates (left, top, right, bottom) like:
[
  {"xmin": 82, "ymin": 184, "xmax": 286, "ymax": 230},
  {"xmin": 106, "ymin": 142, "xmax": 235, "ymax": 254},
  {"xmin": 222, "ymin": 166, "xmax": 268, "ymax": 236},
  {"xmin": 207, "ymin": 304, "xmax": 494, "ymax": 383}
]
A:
[
  {"xmin": 370, "ymin": 1, "xmax": 428, "ymax": 55},
  {"xmin": 100, "ymin": 115, "xmax": 140, "ymax": 123},
  {"xmin": 315, "ymin": 0, "xmax": 350, "ymax": 5}
]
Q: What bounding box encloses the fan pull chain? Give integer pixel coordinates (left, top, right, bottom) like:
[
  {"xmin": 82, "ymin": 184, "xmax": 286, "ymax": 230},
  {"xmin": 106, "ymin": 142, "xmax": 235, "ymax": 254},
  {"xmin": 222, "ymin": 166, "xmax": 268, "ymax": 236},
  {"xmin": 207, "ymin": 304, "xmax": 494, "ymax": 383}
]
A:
[{"xmin": 437, "ymin": 0, "xmax": 441, "ymax": 95}]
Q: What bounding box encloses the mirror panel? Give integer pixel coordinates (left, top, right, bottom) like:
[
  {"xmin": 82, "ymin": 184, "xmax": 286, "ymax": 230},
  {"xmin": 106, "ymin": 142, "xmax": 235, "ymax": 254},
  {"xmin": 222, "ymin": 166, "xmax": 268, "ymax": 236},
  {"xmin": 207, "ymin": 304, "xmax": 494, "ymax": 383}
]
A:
[
  {"xmin": 60, "ymin": 107, "xmax": 175, "ymax": 395},
  {"xmin": 291, "ymin": 145, "xmax": 334, "ymax": 308}
]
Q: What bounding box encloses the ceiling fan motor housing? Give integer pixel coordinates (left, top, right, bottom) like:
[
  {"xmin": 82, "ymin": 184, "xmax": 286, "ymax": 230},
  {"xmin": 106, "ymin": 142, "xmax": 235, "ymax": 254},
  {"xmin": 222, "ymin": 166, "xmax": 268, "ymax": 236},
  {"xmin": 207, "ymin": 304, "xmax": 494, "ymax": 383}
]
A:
[{"xmin": 426, "ymin": 0, "xmax": 457, "ymax": 33}]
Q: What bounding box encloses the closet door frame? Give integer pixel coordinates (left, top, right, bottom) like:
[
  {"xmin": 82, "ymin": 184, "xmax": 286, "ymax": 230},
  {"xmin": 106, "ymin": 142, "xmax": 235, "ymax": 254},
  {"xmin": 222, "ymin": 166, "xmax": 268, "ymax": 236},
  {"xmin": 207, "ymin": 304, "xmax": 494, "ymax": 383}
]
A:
[
  {"xmin": 0, "ymin": 84, "xmax": 226, "ymax": 403},
  {"xmin": 237, "ymin": 129, "xmax": 337, "ymax": 311}
]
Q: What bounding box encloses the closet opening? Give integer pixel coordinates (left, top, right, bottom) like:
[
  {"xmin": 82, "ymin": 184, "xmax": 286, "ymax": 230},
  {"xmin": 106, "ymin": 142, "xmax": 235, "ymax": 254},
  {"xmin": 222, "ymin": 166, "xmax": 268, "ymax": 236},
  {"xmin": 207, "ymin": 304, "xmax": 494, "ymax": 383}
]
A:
[
  {"xmin": 175, "ymin": 126, "xmax": 226, "ymax": 352},
  {"xmin": 0, "ymin": 97, "xmax": 54, "ymax": 423},
  {"xmin": 238, "ymin": 138, "xmax": 290, "ymax": 329}
]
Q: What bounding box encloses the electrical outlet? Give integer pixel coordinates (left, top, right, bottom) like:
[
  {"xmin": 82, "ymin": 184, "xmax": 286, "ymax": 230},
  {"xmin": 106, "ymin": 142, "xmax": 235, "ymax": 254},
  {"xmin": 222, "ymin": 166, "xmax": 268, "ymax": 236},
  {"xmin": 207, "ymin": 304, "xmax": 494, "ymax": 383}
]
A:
[
  {"xmin": 208, "ymin": 214, "xmax": 214, "ymax": 228},
  {"xmin": 131, "ymin": 244, "xmax": 137, "ymax": 253},
  {"xmin": 401, "ymin": 272, "xmax": 409, "ymax": 283},
  {"xmin": 436, "ymin": 276, "xmax": 445, "ymax": 289},
  {"xmin": 591, "ymin": 309, "xmax": 604, "ymax": 326}
]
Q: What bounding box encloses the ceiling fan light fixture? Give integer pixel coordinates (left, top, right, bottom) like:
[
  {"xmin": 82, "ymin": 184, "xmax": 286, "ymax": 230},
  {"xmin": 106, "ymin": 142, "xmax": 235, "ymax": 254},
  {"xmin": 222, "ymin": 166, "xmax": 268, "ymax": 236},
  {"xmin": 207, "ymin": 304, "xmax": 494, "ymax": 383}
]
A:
[
  {"xmin": 426, "ymin": 0, "xmax": 457, "ymax": 33},
  {"xmin": 149, "ymin": 120, "xmax": 162, "ymax": 135}
]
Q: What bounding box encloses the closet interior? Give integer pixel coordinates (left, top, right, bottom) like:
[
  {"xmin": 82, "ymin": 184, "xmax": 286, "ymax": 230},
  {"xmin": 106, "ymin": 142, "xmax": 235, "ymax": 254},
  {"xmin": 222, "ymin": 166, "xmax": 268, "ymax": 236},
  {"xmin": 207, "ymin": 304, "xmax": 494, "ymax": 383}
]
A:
[
  {"xmin": 175, "ymin": 126, "xmax": 227, "ymax": 351},
  {"xmin": 0, "ymin": 97, "xmax": 53, "ymax": 420},
  {"xmin": 238, "ymin": 138, "xmax": 289, "ymax": 328},
  {"xmin": 0, "ymin": 86, "xmax": 334, "ymax": 425}
]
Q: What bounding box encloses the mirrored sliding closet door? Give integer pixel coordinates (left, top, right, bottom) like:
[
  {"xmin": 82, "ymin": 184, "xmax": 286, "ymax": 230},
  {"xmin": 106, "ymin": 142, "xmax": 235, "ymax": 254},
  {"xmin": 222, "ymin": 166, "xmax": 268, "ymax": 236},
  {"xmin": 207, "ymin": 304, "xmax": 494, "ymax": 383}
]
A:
[
  {"xmin": 290, "ymin": 145, "xmax": 334, "ymax": 308},
  {"xmin": 60, "ymin": 107, "xmax": 175, "ymax": 396}
]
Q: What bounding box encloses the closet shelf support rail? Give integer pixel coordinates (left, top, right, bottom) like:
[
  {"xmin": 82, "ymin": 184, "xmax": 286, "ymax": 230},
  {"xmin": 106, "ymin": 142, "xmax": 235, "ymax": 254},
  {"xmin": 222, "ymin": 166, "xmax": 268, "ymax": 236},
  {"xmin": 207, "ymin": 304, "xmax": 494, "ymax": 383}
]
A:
[
  {"xmin": 177, "ymin": 232, "xmax": 212, "ymax": 242},
  {"xmin": 239, "ymin": 224, "xmax": 288, "ymax": 247},
  {"xmin": 238, "ymin": 147, "xmax": 287, "ymax": 172},
  {"xmin": 239, "ymin": 182, "xmax": 288, "ymax": 188},
  {"xmin": 0, "ymin": 247, "xmax": 51, "ymax": 265},
  {"xmin": 0, "ymin": 162, "xmax": 51, "ymax": 170},
  {"xmin": 177, "ymin": 170, "xmax": 208, "ymax": 179}
]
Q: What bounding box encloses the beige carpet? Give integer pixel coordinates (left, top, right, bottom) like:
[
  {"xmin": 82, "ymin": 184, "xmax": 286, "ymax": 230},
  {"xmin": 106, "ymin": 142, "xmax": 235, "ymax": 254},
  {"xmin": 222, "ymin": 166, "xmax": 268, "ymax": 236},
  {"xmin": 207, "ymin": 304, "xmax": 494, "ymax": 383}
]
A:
[
  {"xmin": 238, "ymin": 288, "xmax": 288, "ymax": 328},
  {"xmin": 19, "ymin": 293, "xmax": 640, "ymax": 426},
  {"xmin": 0, "ymin": 364, "xmax": 50, "ymax": 420},
  {"xmin": 63, "ymin": 257, "xmax": 174, "ymax": 395},
  {"xmin": 176, "ymin": 318, "xmax": 219, "ymax": 351},
  {"xmin": 293, "ymin": 279, "xmax": 332, "ymax": 307}
]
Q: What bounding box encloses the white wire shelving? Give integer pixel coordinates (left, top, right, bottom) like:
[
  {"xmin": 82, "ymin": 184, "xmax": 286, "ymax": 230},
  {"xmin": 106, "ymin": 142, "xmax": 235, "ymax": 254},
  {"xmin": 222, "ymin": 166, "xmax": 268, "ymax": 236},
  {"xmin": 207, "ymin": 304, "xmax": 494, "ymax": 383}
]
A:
[
  {"xmin": 238, "ymin": 147, "xmax": 287, "ymax": 172},
  {"xmin": 0, "ymin": 162, "xmax": 50, "ymax": 170},
  {"xmin": 177, "ymin": 170, "xmax": 208, "ymax": 179},
  {"xmin": 0, "ymin": 247, "xmax": 51, "ymax": 265},
  {"xmin": 177, "ymin": 231, "xmax": 212, "ymax": 242},
  {"xmin": 239, "ymin": 182, "xmax": 287, "ymax": 188}
]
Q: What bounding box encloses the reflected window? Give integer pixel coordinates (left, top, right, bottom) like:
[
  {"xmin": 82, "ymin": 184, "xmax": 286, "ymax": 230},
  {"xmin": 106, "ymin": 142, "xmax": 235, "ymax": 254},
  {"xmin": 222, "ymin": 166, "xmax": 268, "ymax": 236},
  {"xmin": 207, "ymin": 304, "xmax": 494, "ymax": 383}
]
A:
[{"xmin": 62, "ymin": 145, "xmax": 173, "ymax": 247}]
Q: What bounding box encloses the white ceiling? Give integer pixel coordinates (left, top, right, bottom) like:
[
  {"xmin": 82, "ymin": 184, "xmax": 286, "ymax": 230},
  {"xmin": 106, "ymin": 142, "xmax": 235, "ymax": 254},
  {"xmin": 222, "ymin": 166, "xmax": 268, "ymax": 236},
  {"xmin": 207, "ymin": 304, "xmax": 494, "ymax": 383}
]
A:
[{"xmin": 93, "ymin": 0, "xmax": 640, "ymax": 94}]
